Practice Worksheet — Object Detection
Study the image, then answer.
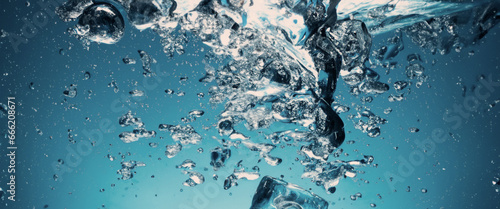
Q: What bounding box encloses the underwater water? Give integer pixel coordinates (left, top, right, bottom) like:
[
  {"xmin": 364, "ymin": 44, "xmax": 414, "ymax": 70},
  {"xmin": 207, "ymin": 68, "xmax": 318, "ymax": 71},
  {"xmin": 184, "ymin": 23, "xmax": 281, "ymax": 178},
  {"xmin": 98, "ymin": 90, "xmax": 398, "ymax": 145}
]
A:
[{"xmin": 0, "ymin": 0, "xmax": 500, "ymax": 208}]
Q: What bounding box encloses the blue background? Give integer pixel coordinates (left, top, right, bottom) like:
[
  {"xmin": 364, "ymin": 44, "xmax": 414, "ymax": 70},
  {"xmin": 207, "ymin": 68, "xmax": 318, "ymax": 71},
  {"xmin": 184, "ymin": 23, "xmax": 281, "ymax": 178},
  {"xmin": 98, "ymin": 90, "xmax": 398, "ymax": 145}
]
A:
[{"xmin": 0, "ymin": 0, "xmax": 500, "ymax": 208}]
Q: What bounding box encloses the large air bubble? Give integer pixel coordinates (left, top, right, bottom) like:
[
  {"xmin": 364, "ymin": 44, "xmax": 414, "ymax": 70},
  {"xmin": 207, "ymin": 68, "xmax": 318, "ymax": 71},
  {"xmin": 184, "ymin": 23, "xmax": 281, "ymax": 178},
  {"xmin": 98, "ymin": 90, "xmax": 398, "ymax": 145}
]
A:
[{"xmin": 75, "ymin": 3, "xmax": 125, "ymax": 44}]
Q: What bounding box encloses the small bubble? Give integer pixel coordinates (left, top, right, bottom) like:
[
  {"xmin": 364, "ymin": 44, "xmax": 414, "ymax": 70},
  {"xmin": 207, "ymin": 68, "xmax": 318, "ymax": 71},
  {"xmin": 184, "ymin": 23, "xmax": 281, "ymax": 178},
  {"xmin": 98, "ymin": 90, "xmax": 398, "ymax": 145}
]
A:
[
  {"xmin": 84, "ymin": 71, "xmax": 91, "ymax": 80},
  {"xmin": 123, "ymin": 57, "xmax": 136, "ymax": 64},
  {"xmin": 165, "ymin": 89, "xmax": 175, "ymax": 95},
  {"xmin": 409, "ymin": 127, "xmax": 419, "ymax": 133}
]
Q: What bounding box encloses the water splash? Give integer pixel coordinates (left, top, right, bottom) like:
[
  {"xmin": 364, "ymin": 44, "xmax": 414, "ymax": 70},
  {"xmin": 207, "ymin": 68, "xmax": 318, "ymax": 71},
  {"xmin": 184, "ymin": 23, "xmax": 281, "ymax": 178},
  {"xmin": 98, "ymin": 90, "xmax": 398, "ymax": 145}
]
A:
[{"xmin": 53, "ymin": 0, "xmax": 500, "ymax": 205}]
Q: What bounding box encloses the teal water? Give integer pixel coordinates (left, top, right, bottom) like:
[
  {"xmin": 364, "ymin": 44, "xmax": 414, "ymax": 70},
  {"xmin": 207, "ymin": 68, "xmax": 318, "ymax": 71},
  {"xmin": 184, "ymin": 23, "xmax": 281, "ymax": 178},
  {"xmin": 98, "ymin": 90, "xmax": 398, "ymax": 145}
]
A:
[{"xmin": 0, "ymin": 0, "xmax": 500, "ymax": 208}]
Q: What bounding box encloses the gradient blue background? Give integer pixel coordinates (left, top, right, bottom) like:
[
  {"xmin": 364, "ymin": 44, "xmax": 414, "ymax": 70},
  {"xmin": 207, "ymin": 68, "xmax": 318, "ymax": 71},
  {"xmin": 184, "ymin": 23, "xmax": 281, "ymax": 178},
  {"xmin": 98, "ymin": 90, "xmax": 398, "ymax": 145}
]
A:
[{"xmin": 0, "ymin": 0, "xmax": 499, "ymax": 208}]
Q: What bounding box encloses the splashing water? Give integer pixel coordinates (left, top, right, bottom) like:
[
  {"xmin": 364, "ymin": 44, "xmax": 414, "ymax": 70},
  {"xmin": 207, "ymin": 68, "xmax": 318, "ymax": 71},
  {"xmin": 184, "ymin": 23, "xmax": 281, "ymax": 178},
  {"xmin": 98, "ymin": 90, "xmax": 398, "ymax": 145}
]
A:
[{"xmin": 51, "ymin": 0, "xmax": 500, "ymax": 207}]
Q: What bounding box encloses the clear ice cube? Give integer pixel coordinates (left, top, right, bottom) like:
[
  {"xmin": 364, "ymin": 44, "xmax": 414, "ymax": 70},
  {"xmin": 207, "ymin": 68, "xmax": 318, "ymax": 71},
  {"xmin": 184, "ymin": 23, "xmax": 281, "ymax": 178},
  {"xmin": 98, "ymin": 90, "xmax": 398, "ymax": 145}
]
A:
[{"xmin": 250, "ymin": 176, "xmax": 328, "ymax": 209}]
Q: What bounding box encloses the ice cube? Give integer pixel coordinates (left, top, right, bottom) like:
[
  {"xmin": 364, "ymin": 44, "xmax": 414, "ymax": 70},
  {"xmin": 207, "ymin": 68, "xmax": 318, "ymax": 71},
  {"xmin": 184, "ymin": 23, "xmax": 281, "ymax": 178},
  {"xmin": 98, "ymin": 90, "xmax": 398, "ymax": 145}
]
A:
[{"xmin": 250, "ymin": 176, "xmax": 329, "ymax": 209}]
